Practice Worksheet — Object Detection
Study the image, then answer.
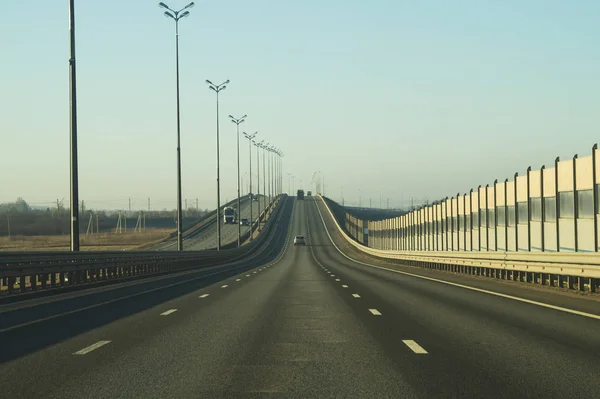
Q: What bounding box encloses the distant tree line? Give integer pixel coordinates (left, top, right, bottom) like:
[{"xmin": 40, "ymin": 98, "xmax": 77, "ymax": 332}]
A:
[{"xmin": 0, "ymin": 198, "xmax": 207, "ymax": 236}]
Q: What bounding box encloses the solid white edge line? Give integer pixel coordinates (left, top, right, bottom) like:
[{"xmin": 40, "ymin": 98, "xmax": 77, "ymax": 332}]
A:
[
  {"xmin": 73, "ymin": 340, "xmax": 111, "ymax": 355},
  {"xmin": 199, "ymin": 294, "xmax": 209, "ymax": 298},
  {"xmin": 314, "ymin": 197, "xmax": 600, "ymax": 322},
  {"xmin": 352, "ymin": 293, "xmax": 361, "ymax": 298},
  {"xmin": 403, "ymin": 340, "xmax": 428, "ymax": 354},
  {"xmin": 369, "ymin": 309, "xmax": 382, "ymax": 316},
  {"xmin": 160, "ymin": 309, "xmax": 178, "ymax": 316}
]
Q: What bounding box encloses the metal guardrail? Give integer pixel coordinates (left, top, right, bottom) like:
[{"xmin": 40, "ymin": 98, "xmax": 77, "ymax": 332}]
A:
[
  {"xmin": 318, "ymin": 195, "xmax": 599, "ymax": 293},
  {"xmin": 0, "ymin": 195, "xmax": 287, "ymax": 298}
]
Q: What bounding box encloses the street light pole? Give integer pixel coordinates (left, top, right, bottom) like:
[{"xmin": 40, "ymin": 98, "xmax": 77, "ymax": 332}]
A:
[
  {"xmin": 261, "ymin": 142, "xmax": 268, "ymax": 221},
  {"xmin": 287, "ymin": 173, "xmax": 291, "ymax": 194},
  {"xmin": 159, "ymin": 1, "xmax": 194, "ymax": 251},
  {"xmin": 69, "ymin": 0, "xmax": 80, "ymax": 251},
  {"xmin": 229, "ymin": 114, "xmax": 247, "ymax": 247},
  {"xmin": 255, "ymin": 140, "xmax": 263, "ymax": 230},
  {"xmin": 206, "ymin": 79, "xmax": 229, "ymax": 250},
  {"xmin": 244, "ymin": 132, "xmax": 257, "ymax": 240}
]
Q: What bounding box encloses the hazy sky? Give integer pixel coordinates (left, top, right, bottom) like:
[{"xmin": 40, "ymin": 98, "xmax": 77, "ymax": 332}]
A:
[{"xmin": 1, "ymin": 0, "xmax": 599, "ymax": 210}]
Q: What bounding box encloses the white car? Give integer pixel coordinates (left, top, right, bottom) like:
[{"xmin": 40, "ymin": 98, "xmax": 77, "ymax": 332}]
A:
[{"xmin": 293, "ymin": 235, "xmax": 306, "ymax": 245}]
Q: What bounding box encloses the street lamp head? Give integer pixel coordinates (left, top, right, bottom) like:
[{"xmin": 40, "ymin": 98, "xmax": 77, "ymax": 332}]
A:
[
  {"xmin": 205, "ymin": 79, "xmax": 214, "ymax": 85},
  {"xmin": 164, "ymin": 11, "xmax": 175, "ymax": 19},
  {"xmin": 224, "ymin": 79, "xmax": 231, "ymax": 84},
  {"xmin": 184, "ymin": 2, "xmax": 195, "ymax": 10},
  {"xmin": 180, "ymin": 11, "xmax": 190, "ymax": 18},
  {"xmin": 159, "ymin": 2, "xmax": 170, "ymax": 9}
]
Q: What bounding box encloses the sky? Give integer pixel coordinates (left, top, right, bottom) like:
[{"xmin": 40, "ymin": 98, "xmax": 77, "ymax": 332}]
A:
[{"xmin": 1, "ymin": 0, "xmax": 599, "ymax": 211}]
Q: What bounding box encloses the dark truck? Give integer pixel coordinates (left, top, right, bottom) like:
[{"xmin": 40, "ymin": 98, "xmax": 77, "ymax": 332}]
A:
[{"xmin": 297, "ymin": 189, "xmax": 305, "ymax": 200}]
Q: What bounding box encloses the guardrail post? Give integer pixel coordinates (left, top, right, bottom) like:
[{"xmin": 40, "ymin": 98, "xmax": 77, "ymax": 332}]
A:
[
  {"xmin": 478, "ymin": 185, "xmax": 482, "ymax": 251},
  {"xmin": 504, "ymin": 179, "xmax": 508, "ymax": 252},
  {"xmin": 451, "ymin": 197, "xmax": 455, "ymax": 251},
  {"xmin": 590, "ymin": 278, "xmax": 597, "ymax": 293},
  {"xmin": 485, "ymin": 185, "xmax": 489, "ymax": 251},
  {"xmin": 555, "ymin": 157, "xmax": 560, "ymax": 252},
  {"xmin": 593, "ymin": 144, "xmax": 599, "ymax": 252},
  {"xmin": 573, "ymin": 154, "xmax": 579, "ymax": 252},
  {"xmin": 514, "ymin": 173, "xmax": 519, "ymax": 252},
  {"xmin": 494, "ymin": 179, "xmax": 498, "ymax": 251},
  {"xmin": 540, "ymin": 166, "xmax": 546, "ymax": 252},
  {"xmin": 469, "ymin": 191, "xmax": 473, "ymax": 251}
]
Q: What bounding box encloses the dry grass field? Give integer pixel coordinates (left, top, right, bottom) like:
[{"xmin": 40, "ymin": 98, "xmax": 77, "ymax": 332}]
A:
[{"xmin": 0, "ymin": 229, "xmax": 173, "ymax": 252}]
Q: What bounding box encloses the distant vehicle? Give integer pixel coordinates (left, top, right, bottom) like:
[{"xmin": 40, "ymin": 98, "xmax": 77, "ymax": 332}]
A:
[
  {"xmin": 294, "ymin": 235, "xmax": 306, "ymax": 245},
  {"xmin": 297, "ymin": 189, "xmax": 305, "ymax": 200},
  {"xmin": 307, "ymin": 191, "xmax": 312, "ymax": 196},
  {"xmin": 223, "ymin": 207, "xmax": 236, "ymax": 224},
  {"xmin": 240, "ymin": 218, "xmax": 250, "ymax": 226}
]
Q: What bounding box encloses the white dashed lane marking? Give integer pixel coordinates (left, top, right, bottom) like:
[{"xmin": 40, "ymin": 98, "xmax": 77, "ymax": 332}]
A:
[
  {"xmin": 369, "ymin": 309, "xmax": 382, "ymax": 316},
  {"xmin": 73, "ymin": 341, "xmax": 111, "ymax": 355},
  {"xmin": 199, "ymin": 294, "xmax": 209, "ymax": 298},
  {"xmin": 160, "ymin": 309, "xmax": 178, "ymax": 316},
  {"xmin": 403, "ymin": 340, "xmax": 428, "ymax": 354},
  {"xmin": 236, "ymin": 279, "xmax": 241, "ymax": 281},
  {"xmin": 221, "ymin": 285, "xmax": 228, "ymax": 288},
  {"xmin": 342, "ymin": 285, "xmax": 348, "ymax": 288},
  {"xmin": 352, "ymin": 294, "xmax": 361, "ymax": 298},
  {"xmin": 335, "ymin": 279, "xmax": 340, "ymax": 281}
]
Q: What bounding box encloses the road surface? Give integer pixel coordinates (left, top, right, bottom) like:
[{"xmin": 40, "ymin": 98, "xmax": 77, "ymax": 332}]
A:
[
  {"xmin": 157, "ymin": 198, "xmax": 266, "ymax": 251},
  {"xmin": 1, "ymin": 197, "xmax": 599, "ymax": 398}
]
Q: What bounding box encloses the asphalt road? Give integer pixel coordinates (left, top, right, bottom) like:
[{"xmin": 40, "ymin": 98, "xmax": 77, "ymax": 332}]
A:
[
  {"xmin": 157, "ymin": 198, "xmax": 266, "ymax": 251},
  {"xmin": 1, "ymin": 197, "xmax": 599, "ymax": 398}
]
